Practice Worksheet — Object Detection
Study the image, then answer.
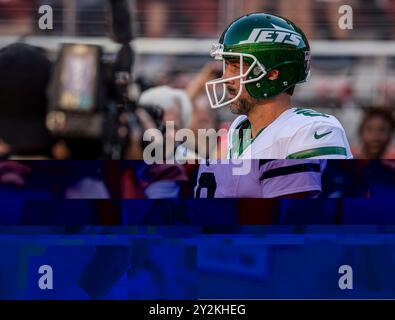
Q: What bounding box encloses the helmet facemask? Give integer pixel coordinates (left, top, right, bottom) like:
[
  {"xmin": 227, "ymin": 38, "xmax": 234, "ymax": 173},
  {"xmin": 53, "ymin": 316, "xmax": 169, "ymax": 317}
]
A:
[{"xmin": 205, "ymin": 43, "xmax": 267, "ymax": 109}]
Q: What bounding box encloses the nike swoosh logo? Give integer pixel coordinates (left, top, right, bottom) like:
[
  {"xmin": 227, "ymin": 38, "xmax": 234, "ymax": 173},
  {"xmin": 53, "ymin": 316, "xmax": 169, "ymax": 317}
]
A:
[{"xmin": 314, "ymin": 131, "xmax": 332, "ymax": 139}]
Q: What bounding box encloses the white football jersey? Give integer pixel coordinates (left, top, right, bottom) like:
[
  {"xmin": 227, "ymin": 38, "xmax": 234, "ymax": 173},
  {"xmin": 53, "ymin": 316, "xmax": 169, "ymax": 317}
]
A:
[
  {"xmin": 195, "ymin": 159, "xmax": 326, "ymax": 198},
  {"xmin": 195, "ymin": 160, "xmax": 325, "ymax": 198},
  {"xmin": 228, "ymin": 108, "xmax": 353, "ymax": 159}
]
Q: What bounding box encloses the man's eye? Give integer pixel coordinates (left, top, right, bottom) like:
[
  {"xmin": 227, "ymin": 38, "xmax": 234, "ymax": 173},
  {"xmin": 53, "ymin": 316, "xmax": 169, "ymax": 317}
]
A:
[{"xmin": 228, "ymin": 64, "xmax": 240, "ymax": 71}]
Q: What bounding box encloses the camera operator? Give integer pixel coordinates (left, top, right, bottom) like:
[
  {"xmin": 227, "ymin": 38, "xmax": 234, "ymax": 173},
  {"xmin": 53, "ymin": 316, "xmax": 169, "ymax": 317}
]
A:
[
  {"xmin": 120, "ymin": 107, "xmax": 188, "ymax": 199},
  {"xmin": 0, "ymin": 43, "xmax": 110, "ymax": 201},
  {"xmin": 0, "ymin": 42, "xmax": 53, "ymax": 159}
]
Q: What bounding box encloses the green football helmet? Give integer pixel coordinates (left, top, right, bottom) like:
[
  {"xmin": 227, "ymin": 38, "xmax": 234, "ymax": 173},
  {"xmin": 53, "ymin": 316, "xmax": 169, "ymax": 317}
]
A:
[{"xmin": 206, "ymin": 12, "xmax": 311, "ymax": 108}]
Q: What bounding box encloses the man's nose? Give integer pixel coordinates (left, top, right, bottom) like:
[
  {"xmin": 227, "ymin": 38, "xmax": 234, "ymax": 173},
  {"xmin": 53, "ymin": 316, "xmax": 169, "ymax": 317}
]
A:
[{"xmin": 223, "ymin": 68, "xmax": 236, "ymax": 85}]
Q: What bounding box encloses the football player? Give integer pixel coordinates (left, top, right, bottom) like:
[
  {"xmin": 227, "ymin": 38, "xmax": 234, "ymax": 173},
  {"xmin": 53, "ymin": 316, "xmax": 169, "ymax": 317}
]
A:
[
  {"xmin": 196, "ymin": 12, "xmax": 352, "ymax": 198},
  {"xmin": 206, "ymin": 12, "xmax": 352, "ymax": 159}
]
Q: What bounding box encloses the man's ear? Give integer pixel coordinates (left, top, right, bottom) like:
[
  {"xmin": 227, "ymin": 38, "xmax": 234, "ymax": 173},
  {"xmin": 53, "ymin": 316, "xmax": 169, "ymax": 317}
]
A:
[{"xmin": 267, "ymin": 69, "xmax": 280, "ymax": 80}]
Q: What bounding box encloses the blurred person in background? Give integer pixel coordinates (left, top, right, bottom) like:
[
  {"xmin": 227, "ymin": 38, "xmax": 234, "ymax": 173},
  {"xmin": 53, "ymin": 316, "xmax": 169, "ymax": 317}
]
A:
[
  {"xmin": 0, "ymin": 0, "xmax": 36, "ymax": 35},
  {"xmin": 356, "ymin": 107, "xmax": 395, "ymax": 159},
  {"xmin": 120, "ymin": 103, "xmax": 188, "ymax": 199},
  {"xmin": 0, "ymin": 160, "xmax": 111, "ymax": 200},
  {"xmin": 137, "ymin": 0, "xmax": 170, "ymax": 37},
  {"xmin": 0, "ymin": 42, "xmax": 52, "ymax": 159},
  {"xmin": 121, "ymin": 161, "xmax": 187, "ymax": 199},
  {"xmin": 188, "ymin": 96, "xmax": 226, "ymax": 160},
  {"xmin": 186, "ymin": 62, "xmax": 228, "ymax": 159},
  {"xmin": 138, "ymin": 85, "xmax": 198, "ymax": 161},
  {"xmin": 137, "ymin": 0, "xmax": 219, "ymax": 38},
  {"xmin": 0, "ymin": 140, "xmax": 10, "ymax": 159},
  {"xmin": 0, "ymin": 48, "xmax": 42, "ymax": 189}
]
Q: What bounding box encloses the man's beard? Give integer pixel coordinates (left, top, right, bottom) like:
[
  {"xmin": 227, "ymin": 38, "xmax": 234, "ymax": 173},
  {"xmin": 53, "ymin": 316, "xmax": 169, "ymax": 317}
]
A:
[{"xmin": 229, "ymin": 95, "xmax": 256, "ymax": 115}]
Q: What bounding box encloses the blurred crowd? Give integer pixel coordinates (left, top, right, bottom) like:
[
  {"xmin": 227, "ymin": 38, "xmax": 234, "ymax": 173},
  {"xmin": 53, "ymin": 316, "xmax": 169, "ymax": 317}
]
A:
[{"xmin": 1, "ymin": 0, "xmax": 395, "ymax": 39}]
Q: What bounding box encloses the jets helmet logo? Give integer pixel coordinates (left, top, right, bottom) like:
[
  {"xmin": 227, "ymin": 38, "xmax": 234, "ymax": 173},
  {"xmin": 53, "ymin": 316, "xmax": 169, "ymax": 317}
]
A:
[{"xmin": 239, "ymin": 23, "xmax": 302, "ymax": 46}]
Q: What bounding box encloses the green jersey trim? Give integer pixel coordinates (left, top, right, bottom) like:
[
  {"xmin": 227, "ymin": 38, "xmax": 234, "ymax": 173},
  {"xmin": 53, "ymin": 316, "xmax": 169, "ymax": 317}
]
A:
[
  {"xmin": 230, "ymin": 119, "xmax": 265, "ymax": 158},
  {"xmin": 286, "ymin": 146, "xmax": 347, "ymax": 159}
]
